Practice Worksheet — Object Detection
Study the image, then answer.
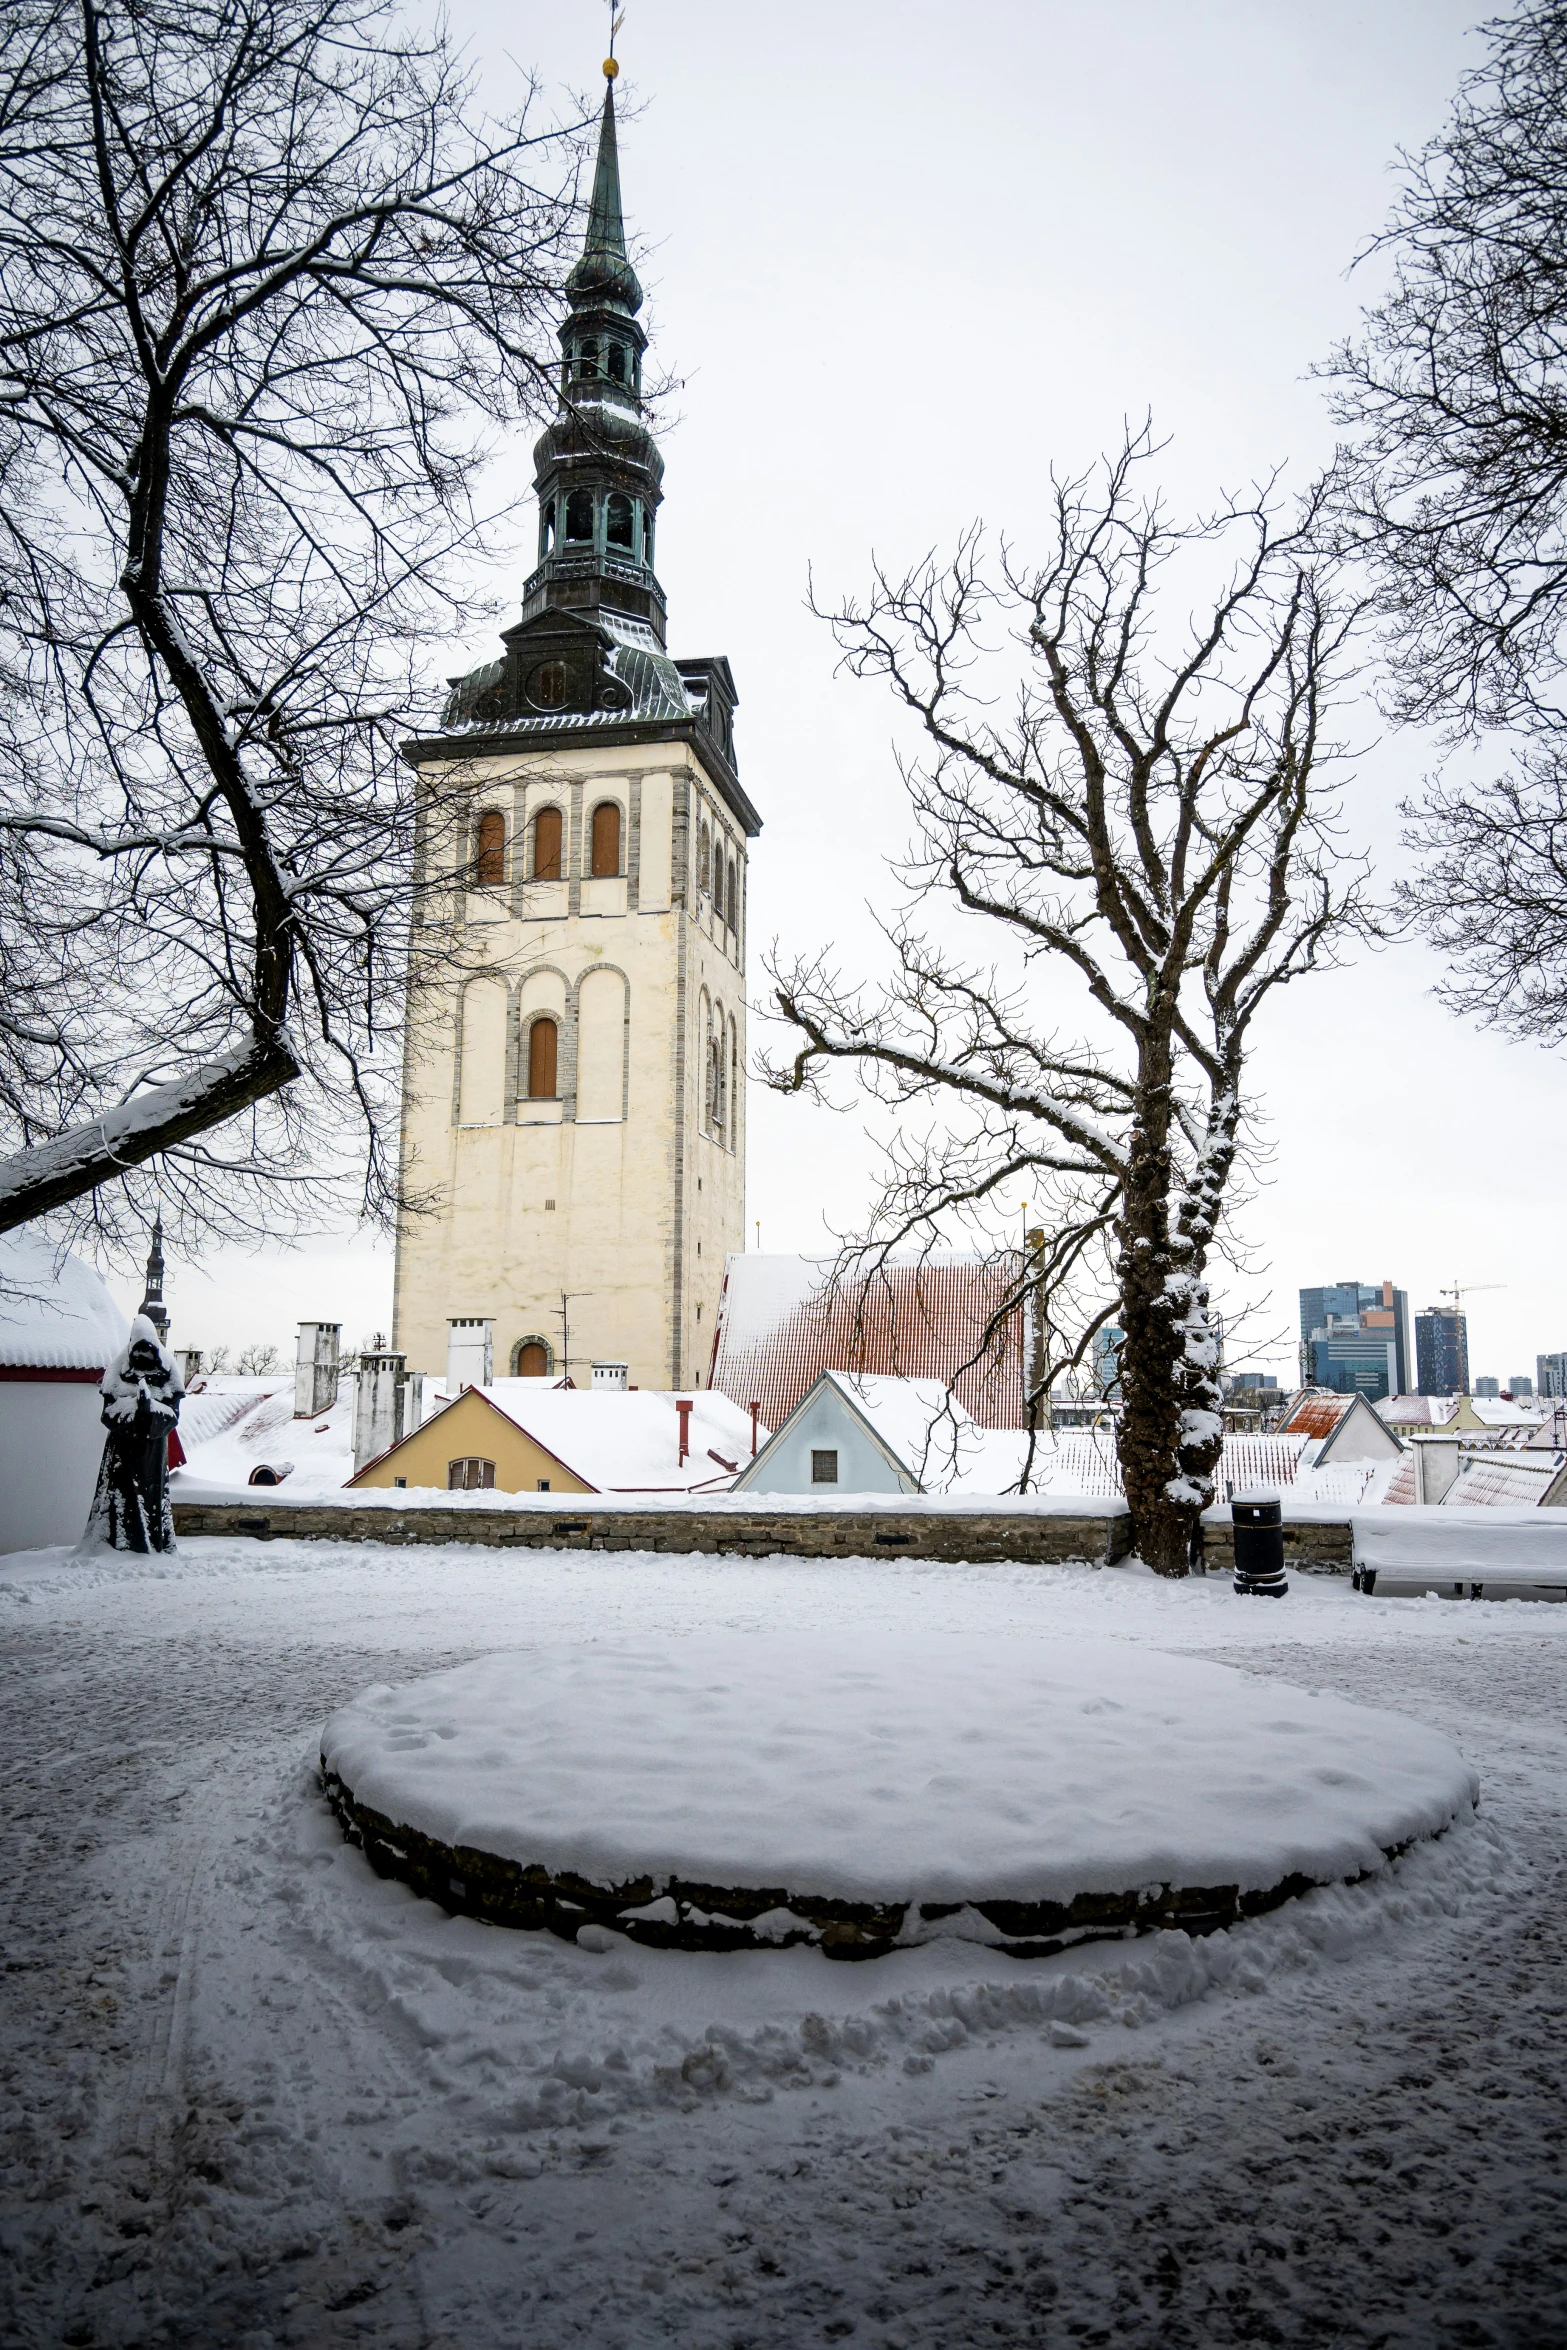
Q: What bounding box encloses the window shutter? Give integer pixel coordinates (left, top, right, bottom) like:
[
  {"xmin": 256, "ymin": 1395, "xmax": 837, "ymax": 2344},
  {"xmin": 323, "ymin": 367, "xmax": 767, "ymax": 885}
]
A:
[
  {"xmin": 533, "ymin": 805, "xmax": 563, "ymax": 880},
  {"xmin": 590, "ymin": 800, "xmax": 621, "ymax": 877},
  {"xmin": 528, "ymin": 1017, "xmax": 558, "ymax": 1100},
  {"xmin": 475, "ymin": 811, "xmax": 505, "ymax": 885}
]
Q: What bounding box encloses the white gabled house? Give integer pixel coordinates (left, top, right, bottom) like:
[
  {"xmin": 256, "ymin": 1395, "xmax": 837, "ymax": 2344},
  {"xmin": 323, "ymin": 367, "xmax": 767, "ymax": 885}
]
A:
[
  {"xmin": 1275, "ymin": 1389, "xmax": 1405, "ymax": 1464},
  {"xmin": 0, "ymin": 1229, "xmax": 128, "ymax": 1552},
  {"xmin": 731, "ymin": 1371, "xmax": 1023, "ymax": 1498}
]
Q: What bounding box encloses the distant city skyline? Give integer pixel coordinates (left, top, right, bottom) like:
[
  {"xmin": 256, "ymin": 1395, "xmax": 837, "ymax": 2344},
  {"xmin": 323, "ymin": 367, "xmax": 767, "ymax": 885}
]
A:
[{"xmin": 1299, "ymin": 1281, "xmax": 1412, "ymax": 1400}]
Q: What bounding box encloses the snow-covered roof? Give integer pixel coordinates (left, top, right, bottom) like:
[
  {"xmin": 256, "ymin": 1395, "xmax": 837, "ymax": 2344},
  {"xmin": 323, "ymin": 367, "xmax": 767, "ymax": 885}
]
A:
[
  {"xmin": 376, "ymin": 1383, "xmax": 765, "ymax": 1494},
  {"xmin": 1446, "ymin": 1453, "xmax": 1566, "ymax": 1508},
  {"xmin": 709, "ymin": 1253, "xmax": 1026, "ymax": 1435},
  {"xmin": 1378, "ymin": 1395, "xmax": 1459, "ymax": 1426},
  {"xmin": 0, "ymin": 1228, "xmax": 128, "ymax": 1371},
  {"xmin": 173, "ymin": 1376, "xmax": 354, "ymax": 1496},
  {"xmin": 1467, "ymin": 1396, "xmax": 1545, "ymax": 1427},
  {"xmin": 1276, "ymin": 1390, "xmax": 1354, "ymax": 1440},
  {"xmin": 820, "ymin": 1372, "xmax": 974, "ymax": 1482}
]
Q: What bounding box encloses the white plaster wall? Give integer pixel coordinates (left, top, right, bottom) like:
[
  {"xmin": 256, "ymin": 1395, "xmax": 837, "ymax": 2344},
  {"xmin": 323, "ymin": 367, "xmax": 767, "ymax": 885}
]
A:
[
  {"xmin": 742, "ymin": 1389, "xmax": 915, "ymax": 1497},
  {"xmin": 0, "ymin": 1383, "xmax": 104, "ymax": 1551}
]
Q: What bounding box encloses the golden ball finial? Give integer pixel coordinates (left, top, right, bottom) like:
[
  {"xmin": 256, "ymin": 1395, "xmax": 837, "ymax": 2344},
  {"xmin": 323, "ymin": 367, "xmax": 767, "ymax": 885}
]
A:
[{"xmin": 603, "ymin": 55, "xmax": 619, "ymax": 77}]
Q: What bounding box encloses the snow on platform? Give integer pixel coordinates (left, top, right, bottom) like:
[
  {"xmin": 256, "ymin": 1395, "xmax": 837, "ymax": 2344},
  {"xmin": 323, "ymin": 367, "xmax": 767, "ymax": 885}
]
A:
[
  {"xmin": 1354, "ymin": 1508, "xmax": 1567, "ymax": 1594},
  {"xmin": 320, "ymin": 1632, "xmax": 1476, "ymax": 1956}
]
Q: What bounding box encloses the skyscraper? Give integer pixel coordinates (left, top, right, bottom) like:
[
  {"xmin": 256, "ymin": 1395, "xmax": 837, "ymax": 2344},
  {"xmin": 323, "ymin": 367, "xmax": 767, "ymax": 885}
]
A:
[
  {"xmin": 1416, "ymin": 1307, "xmax": 1469, "ymax": 1396},
  {"xmin": 1538, "ymin": 1353, "xmax": 1567, "ymax": 1399},
  {"xmin": 1298, "ymin": 1280, "xmax": 1411, "ymax": 1399}
]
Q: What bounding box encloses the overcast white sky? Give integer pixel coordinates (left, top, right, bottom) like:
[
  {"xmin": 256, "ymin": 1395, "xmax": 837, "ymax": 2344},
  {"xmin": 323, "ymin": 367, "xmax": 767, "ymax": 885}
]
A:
[{"xmin": 125, "ymin": 0, "xmax": 1567, "ymax": 1390}]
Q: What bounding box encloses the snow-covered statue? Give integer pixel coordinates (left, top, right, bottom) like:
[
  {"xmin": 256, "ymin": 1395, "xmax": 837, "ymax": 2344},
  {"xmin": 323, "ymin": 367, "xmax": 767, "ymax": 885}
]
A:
[{"xmin": 84, "ymin": 1315, "xmax": 185, "ymax": 1552}]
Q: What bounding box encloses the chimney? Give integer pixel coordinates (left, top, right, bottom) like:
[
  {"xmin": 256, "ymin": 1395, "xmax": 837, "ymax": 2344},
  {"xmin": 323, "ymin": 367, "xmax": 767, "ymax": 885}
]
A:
[
  {"xmin": 353, "ymin": 1349, "xmax": 406, "ymax": 1471},
  {"xmin": 447, "ymin": 1317, "xmax": 494, "ymax": 1393},
  {"xmin": 676, "ymin": 1397, "xmax": 692, "ymax": 1465},
  {"xmin": 591, "ymin": 1361, "xmax": 629, "ymax": 1392},
  {"xmin": 749, "ymin": 1400, "xmax": 761, "ymax": 1457},
  {"xmin": 294, "ymin": 1321, "xmax": 342, "ymax": 1418}
]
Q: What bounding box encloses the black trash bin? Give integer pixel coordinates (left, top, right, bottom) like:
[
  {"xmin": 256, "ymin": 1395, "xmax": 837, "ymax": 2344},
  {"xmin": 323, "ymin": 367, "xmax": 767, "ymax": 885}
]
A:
[{"xmin": 1231, "ymin": 1490, "xmax": 1288, "ymax": 1598}]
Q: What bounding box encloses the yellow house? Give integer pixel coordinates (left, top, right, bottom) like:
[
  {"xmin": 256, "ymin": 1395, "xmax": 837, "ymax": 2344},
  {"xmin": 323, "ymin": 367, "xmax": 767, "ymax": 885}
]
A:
[{"xmin": 349, "ymin": 1388, "xmax": 593, "ymax": 1495}]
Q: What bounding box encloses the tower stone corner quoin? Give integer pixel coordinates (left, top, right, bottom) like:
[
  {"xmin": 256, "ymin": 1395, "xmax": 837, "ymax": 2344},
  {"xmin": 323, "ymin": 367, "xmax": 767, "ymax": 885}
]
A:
[{"xmin": 391, "ymin": 63, "xmax": 759, "ymax": 1397}]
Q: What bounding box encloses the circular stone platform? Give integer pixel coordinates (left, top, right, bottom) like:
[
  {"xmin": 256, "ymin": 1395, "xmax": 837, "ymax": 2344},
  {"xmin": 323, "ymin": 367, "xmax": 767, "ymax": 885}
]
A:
[{"xmin": 320, "ymin": 1634, "xmax": 1478, "ymax": 1960}]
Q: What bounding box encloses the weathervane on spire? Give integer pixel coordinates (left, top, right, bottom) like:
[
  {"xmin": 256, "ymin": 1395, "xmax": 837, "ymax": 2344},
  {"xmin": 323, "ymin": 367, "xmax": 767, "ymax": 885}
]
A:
[{"xmin": 605, "ymin": 2, "xmax": 624, "ymax": 75}]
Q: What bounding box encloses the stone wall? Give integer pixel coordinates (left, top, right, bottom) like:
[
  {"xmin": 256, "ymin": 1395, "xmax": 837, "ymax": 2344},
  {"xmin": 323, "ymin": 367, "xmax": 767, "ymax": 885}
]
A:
[
  {"xmin": 1198, "ymin": 1515, "xmax": 1354, "ymax": 1575},
  {"xmin": 173, "ymin": 1497, "xmax": 1136, "ymax": 1565}
]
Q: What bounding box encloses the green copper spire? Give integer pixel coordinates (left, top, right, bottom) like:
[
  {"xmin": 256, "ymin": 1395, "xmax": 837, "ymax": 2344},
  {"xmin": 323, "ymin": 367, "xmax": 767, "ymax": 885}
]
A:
[{"xmin": 566, "ymin": 70, "xmax": 643, "ymax": 315}]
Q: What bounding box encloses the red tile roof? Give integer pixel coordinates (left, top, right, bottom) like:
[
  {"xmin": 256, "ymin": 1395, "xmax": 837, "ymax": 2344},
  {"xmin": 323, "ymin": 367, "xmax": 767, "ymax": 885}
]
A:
[
  {"xmin": 709, "ymin": 1254, "xmax": 1026, "ymax": 1432},
  {"xmin": 1275, "ymin": 1390, "xmax": 1354, "ymax": 1440}
]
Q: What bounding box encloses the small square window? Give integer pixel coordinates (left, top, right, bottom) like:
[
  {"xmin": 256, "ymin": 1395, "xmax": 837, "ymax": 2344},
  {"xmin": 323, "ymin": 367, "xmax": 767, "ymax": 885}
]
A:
[
  {"xmin": 537, "ymin": 1478, "xmax": 551, "ymax": 1492},
  {"xmin": 393, "ymin": 1477, "xmax": 407, "ymax": 1489},
  {"xmin": 811, "ymin": 1449, "xmax": 839, "ymax": 1485}
]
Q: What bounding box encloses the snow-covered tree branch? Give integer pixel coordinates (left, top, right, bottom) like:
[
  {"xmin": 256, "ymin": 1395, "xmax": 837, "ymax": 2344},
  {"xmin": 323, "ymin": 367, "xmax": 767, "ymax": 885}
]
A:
[
  {"xmin": 0, "ymin": 0, "xmax": 583, "ymax": 1249},
  {"xmin": 767, "ymin": 430, "xmax": 1373, "ymax": 1575},
  {"xmin": 1319, "ymin": 1, "xmax": 1567, "ymax": 1047}
]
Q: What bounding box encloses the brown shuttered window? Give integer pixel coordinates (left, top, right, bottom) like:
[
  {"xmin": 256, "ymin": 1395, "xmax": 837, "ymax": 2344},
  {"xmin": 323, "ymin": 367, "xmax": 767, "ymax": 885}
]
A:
[
  {"xmin": 527, "ymin": 1016, "xmax": 558, "ymax": 1100},
  {"xmin": 590, "ymin": 800, "xmax": 621, "ymax": 878},
  {"xmin": 517, "ymin": 1341, "xmax": 549, "ymax": 1377},
  {"xmin": 726, "ymin": 857, "xmax": 738, "ymax": 929},
  {"xmin": 532, "ymin": 805, "xmax": 563, "ymax": 880},
  {"xmin": 447, "ymin": 1458, "xmax": 495, "ymax": 1490},
  {"xmin": 475, "ymin": 810, "xmax": 505, "ymax": 885}
]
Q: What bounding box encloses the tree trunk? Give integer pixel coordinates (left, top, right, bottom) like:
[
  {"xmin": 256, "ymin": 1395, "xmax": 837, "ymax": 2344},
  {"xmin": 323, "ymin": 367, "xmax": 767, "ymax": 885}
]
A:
[{"xmin": 1114, "ymin": 1056, "xmax": 1201, "ymax": 1576}]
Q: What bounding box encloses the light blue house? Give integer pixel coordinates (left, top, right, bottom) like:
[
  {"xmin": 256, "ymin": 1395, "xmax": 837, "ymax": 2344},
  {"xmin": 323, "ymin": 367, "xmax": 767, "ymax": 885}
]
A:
[{"xmin": 730, "ymin": 1370, "xmax": 1023, "ymax": 1498}]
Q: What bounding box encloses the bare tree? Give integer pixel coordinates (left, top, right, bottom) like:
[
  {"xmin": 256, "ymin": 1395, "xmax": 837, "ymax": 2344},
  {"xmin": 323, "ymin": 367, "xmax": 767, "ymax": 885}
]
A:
[
  {"xmin": 767, "ymin": 434, "xmax": 1369, "ymax": 1575},
  {"xmin": 1322, "ymin": 3, "xmax": 1567, "ymax": 1044},
  {"xmin": 1396, "ymin": 743, "xmax": 1567, "ymax": 1037},
  {"xmin": 0, "ymin": 0, "xmax": 581, "ymax": 1250},
  {"xmin": 1322, "ymin": 1, "xmax": 1567, "ymax": 738}
]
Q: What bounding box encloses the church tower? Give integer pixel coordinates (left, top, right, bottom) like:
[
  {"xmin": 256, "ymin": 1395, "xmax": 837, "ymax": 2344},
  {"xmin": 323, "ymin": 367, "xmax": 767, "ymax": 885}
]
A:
[{"xmin": 391, "ymin": 60, "xmax": 758, "ymax": 1391}]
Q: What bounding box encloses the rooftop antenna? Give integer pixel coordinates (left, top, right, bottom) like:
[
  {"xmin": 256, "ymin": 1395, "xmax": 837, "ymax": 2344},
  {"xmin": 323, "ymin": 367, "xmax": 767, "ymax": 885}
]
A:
[{"xmin": 557, "ymin": 1290, "xmax": 592, "ymax": 1383}]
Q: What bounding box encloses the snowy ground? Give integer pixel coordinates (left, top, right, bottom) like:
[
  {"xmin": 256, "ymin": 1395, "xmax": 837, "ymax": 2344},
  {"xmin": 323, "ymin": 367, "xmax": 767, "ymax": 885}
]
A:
[{"xmin": 2, "ymin": 1539, "xmax": 1564, "ymax": 2348}]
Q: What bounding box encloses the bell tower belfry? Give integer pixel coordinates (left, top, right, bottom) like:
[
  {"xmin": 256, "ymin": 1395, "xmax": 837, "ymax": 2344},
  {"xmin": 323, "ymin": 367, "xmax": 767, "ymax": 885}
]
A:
[{"xmin": 391, "ymin": 58, "xmax": 758, "ymax": 1392}]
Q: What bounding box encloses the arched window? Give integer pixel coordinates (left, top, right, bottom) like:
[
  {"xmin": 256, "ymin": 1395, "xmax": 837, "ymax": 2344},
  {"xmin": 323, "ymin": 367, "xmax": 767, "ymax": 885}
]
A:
[
  {"xmin": 512, "ymin": 1337, "xmax": 553, "ymax": 1378},
  {"xmin": 540, "ymin": 499, "xmax": 556, "ymax": 555},
  {"xmin": 726, "ymin": 857, "xmax": 739, "ymax": 931},
  {"xmin": 697, "ymin": 823, "xmax": 711, "ymax": 896},
  {"xmin": 528, "ymin": 1016, "xmax": 558, "ymax": 1100},
  {"xmin": 578, "ymin": 336, "xmax": 599, "ymax": 377},
  {"xmin": 565, "ymin": 488, "xmax": 594, "ymax": 542},
  {"xmin": 590, "ymin": 800, "xmax": 621, "ymax": 878},
  {"xmin": 608, "ymin": 342, "xmax": 628, "ymax": 384},
  {"xmin": 705, "ymin": 1001, "xmax": 724, "ymax": 1141},
  {"xmin": 606, "ymin": 491, "xmax": 634, "ymax": 548},
  {"xmin": 729, "ymin": 1016, "xmax": 739, "ymax": 1152},
  {"xmin": 529, "ymin": 662, "xmax": 566, "ymax": 711},
  {"xmin": 532, "ymin": 805, "xmax": 563, "ymax": 879},
  {"xmin": 474, "ymin": 810, "xmax": 505, "ymax": 887},
  {"xmin": 447, "ymin": 1458, "xmax": 495, "ymax": 1490},
  {"xmin": 641, "ymin": 508, "xmax": 654, "ymax": 563}
]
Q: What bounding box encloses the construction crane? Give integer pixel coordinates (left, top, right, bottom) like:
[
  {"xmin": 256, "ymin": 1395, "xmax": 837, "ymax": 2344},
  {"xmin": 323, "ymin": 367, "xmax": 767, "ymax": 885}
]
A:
[{"xmin": 1438, "ymin": 1281, "xmax": 1506, "ymax": 1311}]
